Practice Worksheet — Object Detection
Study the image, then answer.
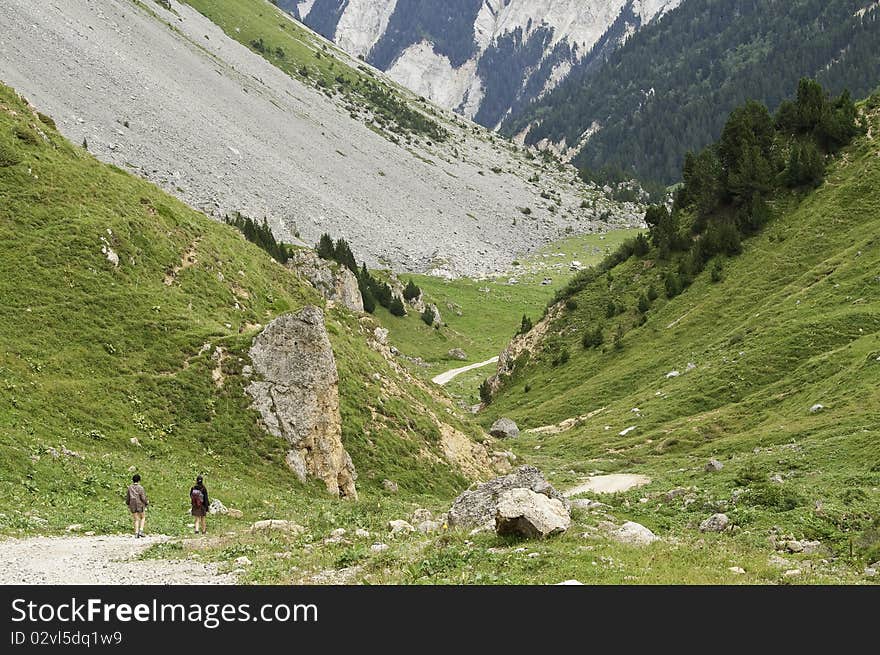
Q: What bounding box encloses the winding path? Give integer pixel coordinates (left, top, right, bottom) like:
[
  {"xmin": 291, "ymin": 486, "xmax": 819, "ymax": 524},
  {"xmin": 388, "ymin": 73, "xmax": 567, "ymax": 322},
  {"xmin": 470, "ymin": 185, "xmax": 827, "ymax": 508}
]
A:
[
  {"xmin": 0, "ymin": 534, "xmax": 235, "ymax": 585},
  {"xmin": 431, "ymin": 356, "xmax": 499, "ymax": 385}
]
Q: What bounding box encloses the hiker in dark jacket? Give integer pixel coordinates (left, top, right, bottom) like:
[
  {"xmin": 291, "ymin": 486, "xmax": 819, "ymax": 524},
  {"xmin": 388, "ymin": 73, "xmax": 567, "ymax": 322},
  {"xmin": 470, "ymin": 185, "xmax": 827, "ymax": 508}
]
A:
[
  {"xmin": 126, "ymin": 474, "xmax": 149, "ymax": 538},
  {"xmin": 190, "ymin": 475, "xmax": 209, "ymax": 534}
]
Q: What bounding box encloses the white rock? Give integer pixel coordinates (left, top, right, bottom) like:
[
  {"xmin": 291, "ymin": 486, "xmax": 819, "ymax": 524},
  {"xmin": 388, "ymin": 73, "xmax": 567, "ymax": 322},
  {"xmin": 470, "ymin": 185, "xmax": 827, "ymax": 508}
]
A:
[
  {"xmin": 494, "ymin": 488, "xmax": 570, "ymax": 538},
  {"xmin": 729, "ymin": 566, "xmax": 746, "ymax": 574},
  {"xmin": 699, "ymin": 513, "xmax": 729, "ymax": 533},
  {"xmin": 606, "ymin": 521, "xmax": 659, "ymax": 547},
  {"xmin": 388, "ymin": 519, "xmax": 415, "ymax": 535},
  {"xmin": 666, "ymin": 370, "xmax": 680, "ymax": 378},
  {"xmin": 810, "ymin": 404, "xmax": 825, "ymax": 413},
  {"xmin": 370, "ymin": 543, "xmax": 389, "ymax": 553},
  {"xmin": 618, "ymin": 426, "xmax": 637, "ymax": 436},
  {"xmin": 555, "ymin": 579, "xmax": 584, "ymax": 585},
  {"xmin": 355, "ymin": 528, "xmax": 371, "ymax": 538},
  {"xmin": 234, "ymin": 556, "xmax": 252, "ymax": 567}
]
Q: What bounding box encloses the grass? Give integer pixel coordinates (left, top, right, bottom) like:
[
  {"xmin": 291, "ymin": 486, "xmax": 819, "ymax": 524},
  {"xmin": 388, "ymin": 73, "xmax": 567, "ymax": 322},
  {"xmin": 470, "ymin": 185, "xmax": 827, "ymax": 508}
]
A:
[
  {"xmin": 0, "ymin": 83, "xmax": 478, "ymax": 543},
  {"xmin": 478, "ymin": 101, "xmax": 880, "ymax": 579},
  {"xmin": 367, "ymin": 229, "xmax": 641, "ymax": 389}
]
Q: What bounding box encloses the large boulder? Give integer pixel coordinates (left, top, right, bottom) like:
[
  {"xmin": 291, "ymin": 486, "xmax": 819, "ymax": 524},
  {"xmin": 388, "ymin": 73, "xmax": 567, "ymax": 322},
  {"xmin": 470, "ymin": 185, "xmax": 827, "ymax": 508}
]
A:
[
  {"xmin": 287, "ymin": 250, "xmax": 363, "ymax": 312},
  {"xmin": 447, "ymin": 465, "xmax": 568, "ymax": 529},
  {"xmin": 605, "ymin": 521, "xmax": 659, "ymax": 546},
  {"xmin": 494, "ymin": 488, "xmax": 570, "ymax": 538},
  {"xmin": 246, "ymin": 306, "xmax": 357, "ymax": 499},
  {"xmin": 489, "ymin": 418, "xmax": 520, "ymax": 439},
  {"xmin": 700, "ymin": 513, "xmax": 730, "ymax": 533}
]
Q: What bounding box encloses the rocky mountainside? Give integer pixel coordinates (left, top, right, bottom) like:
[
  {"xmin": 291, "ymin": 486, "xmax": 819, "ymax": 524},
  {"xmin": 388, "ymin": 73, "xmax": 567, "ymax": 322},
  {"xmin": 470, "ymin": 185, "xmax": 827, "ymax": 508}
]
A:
[
  {"xmin": 506, "ymin": 0, "xmax": 880, "ymax": 183},
  {"xmin": 284, "ymin": 0, "xmax": 679, "ymax": 129},
  {"xmin": 0, "ymin": 0, "xmax": 642, "ymax": 278}
]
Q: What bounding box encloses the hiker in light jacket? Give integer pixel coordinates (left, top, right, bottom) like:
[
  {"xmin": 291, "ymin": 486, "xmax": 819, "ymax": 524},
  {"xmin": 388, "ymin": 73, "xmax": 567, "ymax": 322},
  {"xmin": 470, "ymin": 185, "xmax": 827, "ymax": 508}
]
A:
[
  {"xmin": 190, "ymin": 475, "xmax": 209, "ymax": 534},
  {"xmin": 126, "ymin": 474, "xmax": 149, "ymax": 538}
]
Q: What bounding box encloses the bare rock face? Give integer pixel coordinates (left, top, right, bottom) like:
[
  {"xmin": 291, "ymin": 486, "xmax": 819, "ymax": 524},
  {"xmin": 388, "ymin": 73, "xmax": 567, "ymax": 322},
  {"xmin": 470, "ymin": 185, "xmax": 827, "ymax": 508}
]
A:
[
  {"xmin": 485, "ymin": 305, "xmax": 562, "ymax": 397},
  {"xmin": 495, "ymin": 488, "xmax": 570, "ymax": 538},
  {"xmin": 287, "ymin": 250, "xmax": 364, "ymax": 313},
  {"xmin": 447, "ymin": 465, "xmax": 568, "ymax": 529},
  {"xmin": 246, "ymin": 306, "xmax": 358, "ymax": 499}
]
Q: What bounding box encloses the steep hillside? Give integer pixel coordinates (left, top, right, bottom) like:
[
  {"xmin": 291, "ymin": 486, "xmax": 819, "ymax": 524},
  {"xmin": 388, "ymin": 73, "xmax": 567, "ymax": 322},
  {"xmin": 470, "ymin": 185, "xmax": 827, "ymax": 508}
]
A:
[
  {"xmin": 506, "ymin": 0, "xmax": 880, "ymax": 184},
  {"xmin": 0, "ymin": 83, "xmax": 500, "ymax": 542},
  {"xmin": 480, "ymin": 93, "xmax": 880, "ymax": 576},
  {"xmin": 0, "ymin": 0, "xmax": 641, "ymax": 277},
  {"xmin": 287, "ymin": 0, "xmax": 679, "ymax": 128}
]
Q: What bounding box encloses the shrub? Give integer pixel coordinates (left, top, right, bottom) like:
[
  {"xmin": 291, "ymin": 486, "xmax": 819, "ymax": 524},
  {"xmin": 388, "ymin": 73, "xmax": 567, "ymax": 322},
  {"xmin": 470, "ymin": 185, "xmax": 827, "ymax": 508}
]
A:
[
  {"xmin": 613, "ymin": 324, "xmax": 624, "ymax": 350},
  {"xmin": 665, "ymin": 271, "xmax": 682, "ymax": 298},
  {"xmin": 37, "ymin": 112, "xmax": 56, "ymax": 129},
  {"xmin": 517, "ymin": 315, "xmax": 533, "ymax": 336},
  {"xmin": 0, "ymin": 140, "xmax": 20, "ymax": 168},
  {"xmin": 420, "ymin": 306, "xmax": 435, "ymax": 326},
  {"xmin": 637, "ymin": 293, "xmax": 650, "ymax": 313},
  {"xmin": 647, "ymin": 285, "xmax": 659, "ymax": 302},
  {"xmin": 744, "ymin": 482, "xmax": 802, "ymax": 511},
  {"xmin": 13, "ymin": 125, "xmax": 40, "ymax": 145},
  {"xmin": 710, "ymin": 260, "xmax": 724, "ymax": 283},
  {"xmin": 403, "ymin": 280, "xmax": 421, "ymax": 301},
  {"xmin": 479, "ymin": 379, "xmax": 492, "ymax": 405},
  {"xmin": 565, "ymin": 298, "xmax": 578, "ymax": 311},
  {"xmin": 388, "ymin": 297, "xmax": 406, "ymax": 317},
  {"xmin": 582, "ymin": 326, "xmax": 604, "ymax": 349},
  {"xmin": 605, "ymin": 300, "xmax": 617, "ymax": 319}
]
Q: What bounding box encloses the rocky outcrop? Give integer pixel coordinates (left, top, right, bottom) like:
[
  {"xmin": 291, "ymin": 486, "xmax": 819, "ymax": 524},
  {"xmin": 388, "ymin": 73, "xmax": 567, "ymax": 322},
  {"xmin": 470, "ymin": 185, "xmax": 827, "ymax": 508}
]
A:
[
  {"xmin": 447, "ymin": 465, "xmax": 568, "ymax": 529},
  {"xmin": 485, "ymin": 304, "xmax": 562, "ymax": 397},
  {"xmin": 287, "ymin": 249, "xmax": 363, "ymax": 312},
  {"xmin": 245, "ymin": 306, "xmax": 358, "ymax": 499},
  {"xmin": 489, "ymin": 417, "xmax": 519, "ymax": 439},
  {"xmin": 447, "ymin": 348, "xmax": 467, "ymax": 361},
  {"xmin": 495, "ymin": 488, "xmax": 570, "ymax": 538}
]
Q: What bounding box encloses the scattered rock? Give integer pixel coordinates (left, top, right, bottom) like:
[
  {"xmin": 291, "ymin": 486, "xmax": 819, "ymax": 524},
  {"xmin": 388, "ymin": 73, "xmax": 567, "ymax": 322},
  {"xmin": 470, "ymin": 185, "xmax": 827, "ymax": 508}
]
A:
[
  {"xmin": 729, "ymin": 566, "xmax": 746, "ymax": 575},
  {"xmin": 769, "ymin": 474, "xmax": 784, "ymax": 484},
  {"xmin": 373, "ymin": 327, "xmax": 388, "ymax": 345},
  {"xmin": 447, "ymin": 348, "xmax": 467, "ymax": 361},
  {"xmin": 489, "ymin": 417, "xmax": 520, "ymax": 439},
  {"xmin": 664, "ymin": 487, "xmax": 687, "ymax": 502},
  {"xmin": 388, "ymin": 520, "xmax": 414, "ymax": 535},
  {"xmin": 618, "ymin": 426, "xmax": 637, "ymax": 436},
  {"xmin": 783, "ymin": 569, "xmax": 802, "ymax": 578},
  {"xmin": 810, "ymin": 404, "xmax": 824, "ymax": 413},
  {"xmin": 226, "ymin": 508, "xmax": 243, "ymax": 519},
  {"xmin": 699, "ymin": 513, "xmax": 730, "ymax": 533},
  {"xmin": 447, "ymin": 465, "xmax": 568, "ymax": 529},
  {"xmin": 569, "ymin": 498, "xmax": 605, "ymax": 511},
  {"xmin": 249, "ymin": 520, "xmax": 305, "ymax": 534},
  {"xmin": 494, "ymin": 488, "xmax": 570, "ymax": 539},
  {"xmin": 245, "ymin": 307, "xmax": 357, "ymax": 499},
  {"xmin": 686, "ymin": 362, "xmax": 697, "ymax": 372},
  {"xmin": 705, "ymin": 459, "xmax": 724, "ymax": 472},
  {"xmin": 208, "ymin": 499, "xmax": 227, "ymax": 515},
  {"xmin": 786, "ymin": 540, "xmax": 805, "ymax": 553},
  {"xmin": 65, "ymin": 524, "xmax": 84, "ymax": 532},
  {"xmin": 370, "ymin": 543, "xmax": 389, "ymax": 553},
  {"xmin": 382, "ymin": 479, "xmax": 399, "ymax": 494},
  {"xmin": 556, "ymin": 579, "xmax": 584, "ymax": 585},
  {"xmin": 416, "ymin": 520, "xmax": 442, "ymax": 534},
  {"xmin": 605, "ymin": 521, "xmax": 659, "ymax": 546},
  {"xmin": 411, "ymin": 509, "xmax": 433, "ymax": 524},
  {"xmin": 234, "ymin": 556, "xmax": 252, "ymax": 567},
  {"xmin": 666, "ymin": 370, "xmax": 680, "ymax": 379},
  {"xmin": 329, "ymin": 528, "xmax": 346, "ymax": 539},
  {"xmin": 355, "ymin": 528, "xmax": 370, "ymax": 538},
  {"xmin": 287, "ymin": 249, "xmax": 363, "ymax": 312}
]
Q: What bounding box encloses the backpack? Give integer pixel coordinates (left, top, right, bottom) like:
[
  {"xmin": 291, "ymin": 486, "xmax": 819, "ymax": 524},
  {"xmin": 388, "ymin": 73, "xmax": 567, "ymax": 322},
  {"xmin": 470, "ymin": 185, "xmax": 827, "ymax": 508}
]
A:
[{"xmin": 190, "ymin": 487, "xmax": 204, "ymax": 508}]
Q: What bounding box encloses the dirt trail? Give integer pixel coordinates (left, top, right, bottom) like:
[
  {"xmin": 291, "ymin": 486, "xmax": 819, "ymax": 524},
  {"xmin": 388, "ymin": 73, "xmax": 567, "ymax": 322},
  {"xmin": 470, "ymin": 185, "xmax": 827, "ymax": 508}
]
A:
[
  {"xmin": 564, "ymin": 474, "xmax": 651, "ymax": 497},
  {"xmin": 431, "ymin": 356, "xmax": 499, "ymax": 385},
  {"xmin": 0, "ymin": 534, "xmax": 235, "ymax": 585}
]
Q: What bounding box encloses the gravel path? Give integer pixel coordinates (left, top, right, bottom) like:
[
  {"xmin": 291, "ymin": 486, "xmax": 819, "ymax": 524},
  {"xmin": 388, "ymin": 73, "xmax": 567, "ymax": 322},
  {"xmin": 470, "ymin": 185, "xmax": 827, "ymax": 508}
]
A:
[
  {"xmin": 564, "ymin": 474, "xmax": 651, "ymax": 496},
  {"xmin": 0, "ymin": 0, "xmax": 640, "ymax": 277},
  {"xmin": 0, "ymin": 534, "xmax": 235, "ymax": 585},
  {"xmin": 431, "ymin": 356, "xmax": 499, "ymax": 385}
]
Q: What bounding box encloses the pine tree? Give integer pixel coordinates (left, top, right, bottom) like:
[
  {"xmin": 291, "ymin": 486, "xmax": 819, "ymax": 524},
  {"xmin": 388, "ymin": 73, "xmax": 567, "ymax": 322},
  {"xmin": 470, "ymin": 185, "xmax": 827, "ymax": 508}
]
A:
[
  {"xmin": 316, "ymin": 234, "xmax": 334, "ymax": 260},
  {"xmin": 420, "ymin": 306, "xmax": 435, "ymax": 326},
  {"xmin": 388, "ymin": 297, "xmax": 406, "ymax": 317},
  {"xmin": 403, "ymin": 280, "xmax": 421, "ymax": 301}
]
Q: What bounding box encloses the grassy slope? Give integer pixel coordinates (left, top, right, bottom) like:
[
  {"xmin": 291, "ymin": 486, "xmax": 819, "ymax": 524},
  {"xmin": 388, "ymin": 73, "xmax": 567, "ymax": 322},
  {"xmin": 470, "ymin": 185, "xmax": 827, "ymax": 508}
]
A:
[
  {"xmin": 0, "ymin": 83, "xmax": 484, "ymax": 549},
  {"xmin": 371, "ymin": 230, "xmax": 639, "ymax": 386},
  {"xmin": 478, "ymin": 101, "xmax": 880, "ymax": 578}
]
